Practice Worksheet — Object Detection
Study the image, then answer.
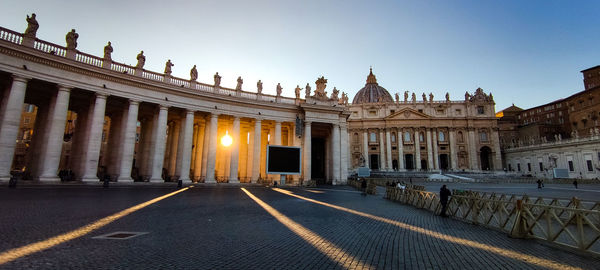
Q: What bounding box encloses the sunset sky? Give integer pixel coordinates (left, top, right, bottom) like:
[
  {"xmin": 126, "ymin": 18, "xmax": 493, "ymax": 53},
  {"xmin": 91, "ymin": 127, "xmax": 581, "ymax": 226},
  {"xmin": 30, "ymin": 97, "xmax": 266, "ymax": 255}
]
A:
[{"xmin": 3, "ymin": 0, "xmax": 599, "ymax": 111}]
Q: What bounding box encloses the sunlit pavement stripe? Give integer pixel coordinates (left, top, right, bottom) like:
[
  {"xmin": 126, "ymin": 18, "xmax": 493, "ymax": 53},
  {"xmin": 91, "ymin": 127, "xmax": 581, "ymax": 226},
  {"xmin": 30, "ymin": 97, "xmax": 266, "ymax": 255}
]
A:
[
  {"xmin": 0, "ymin": 187, "xmax": 190, "ymax": 265},
  {"xmin": 241, "ymin": 188, "xmax": 372, "ymax": 269},
  {"xmin": 272, "ymin": 188, "xmax": 581, "ymax": 270}
]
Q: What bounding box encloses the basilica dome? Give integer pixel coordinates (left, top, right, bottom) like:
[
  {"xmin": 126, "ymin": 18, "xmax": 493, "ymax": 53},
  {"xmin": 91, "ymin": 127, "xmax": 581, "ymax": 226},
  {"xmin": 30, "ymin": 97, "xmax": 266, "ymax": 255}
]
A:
[{"xmin": 351, "ymin": 68, "xmax": 394, "ymax": 104}]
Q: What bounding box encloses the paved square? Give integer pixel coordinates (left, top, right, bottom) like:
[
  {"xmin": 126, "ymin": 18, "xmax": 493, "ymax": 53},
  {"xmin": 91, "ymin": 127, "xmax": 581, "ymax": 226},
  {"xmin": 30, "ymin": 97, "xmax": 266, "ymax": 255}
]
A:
[{"xmin": 0, "ymin": 185, "xmax": 597, "ymax": 269}]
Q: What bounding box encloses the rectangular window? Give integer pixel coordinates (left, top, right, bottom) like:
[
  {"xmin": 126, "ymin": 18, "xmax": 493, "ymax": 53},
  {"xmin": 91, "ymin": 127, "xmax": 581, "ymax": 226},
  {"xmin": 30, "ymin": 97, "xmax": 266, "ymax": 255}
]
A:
[
  {"xmin": 369, "ymin": 111, "xmax": 377, "ymax": 116},
  {"xmin": 517, "ymin": 164, "xmax": 521, "ymax": 171},
  {"xmin": 539, "ymin": 162, "xmax": 543, "ymax": 171},
  {"xmin": 568, "ymin": 161, "xmax": 574, "ymax": 171},
  {"xmin": 527, "ymin": 163, "xmax": 531, "ymax": 171},
  {"xmin": 477, "ymin": 106, "xmax": 485, "ymax": 114},
  {"xmin": 587, "ymin": 160, "xmax": 593, "ymax": 172}
]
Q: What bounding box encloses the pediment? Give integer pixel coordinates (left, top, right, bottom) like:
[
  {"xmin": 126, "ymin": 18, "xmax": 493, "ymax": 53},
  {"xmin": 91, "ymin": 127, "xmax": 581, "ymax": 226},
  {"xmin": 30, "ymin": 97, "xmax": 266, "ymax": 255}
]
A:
[{"xmin": 385, "ymin": 108, "xmax": 431, "ymax": 120}]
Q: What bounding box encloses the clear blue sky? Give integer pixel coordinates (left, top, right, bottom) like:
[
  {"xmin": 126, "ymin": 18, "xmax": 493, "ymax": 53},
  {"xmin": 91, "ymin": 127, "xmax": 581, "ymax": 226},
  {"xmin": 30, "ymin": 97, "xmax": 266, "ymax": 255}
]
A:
[{"xmin": 2, "ymin": 0, "xmax": 599, "ymax": 111}]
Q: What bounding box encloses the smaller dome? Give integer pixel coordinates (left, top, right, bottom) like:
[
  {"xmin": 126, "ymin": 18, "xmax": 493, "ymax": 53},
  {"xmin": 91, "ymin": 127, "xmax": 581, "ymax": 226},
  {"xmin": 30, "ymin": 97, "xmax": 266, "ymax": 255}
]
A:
[{"xmin": 352, "ymin": 68, "xmax": 394, "ymax": 104}]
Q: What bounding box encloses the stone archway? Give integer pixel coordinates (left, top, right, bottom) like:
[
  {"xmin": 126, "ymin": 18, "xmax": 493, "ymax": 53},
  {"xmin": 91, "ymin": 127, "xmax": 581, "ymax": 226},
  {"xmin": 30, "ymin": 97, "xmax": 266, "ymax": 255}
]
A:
[{"xmin": 480, "ymin": 146, "xmax": 492, "ymax": 171}]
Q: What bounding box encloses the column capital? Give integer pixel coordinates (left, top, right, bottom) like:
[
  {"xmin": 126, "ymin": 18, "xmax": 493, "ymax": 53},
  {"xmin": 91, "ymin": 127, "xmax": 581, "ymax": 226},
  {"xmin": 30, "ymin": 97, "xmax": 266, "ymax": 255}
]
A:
[
  {"xmin": 210, "ymin": 113, "xmax": 220, "ymax": 119},
  {"xmin": 128, "ymin": 99, "xmax": 141, "ymax": 106},
  {"xmin": 95, "ymin": 92, "xmax": 109, "ymax": 99},
  {"xmin": 57, "ymin": 85, "xmax": 73, "ymax": 92},
  {"xmin": 159, "ymin": 105, "xmax": 169, "ymax": 110},
  {"xmin": 304, "ymin": 120, "xmax": 312, "ymax": 125},
  {"xmin": 11, "ymin": 74, "xmax": 30, "ymax": 83},
  {"xmin": 185, "ymin": 109, "xmax": 195, "ymax": 115}
]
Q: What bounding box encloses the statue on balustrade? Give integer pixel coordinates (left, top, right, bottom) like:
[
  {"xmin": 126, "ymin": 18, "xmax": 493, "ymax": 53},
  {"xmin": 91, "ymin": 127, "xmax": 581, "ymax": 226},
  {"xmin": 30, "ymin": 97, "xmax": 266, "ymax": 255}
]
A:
[
  {"xmin": 465, "ymin": 91, "xmax": 470, "ymax": 101},
  {"xmin": 24, "ymin": 13, "xmax": 39, "ymax": 38},
  {"xmin": 103, "ymin": 41, "xmax": 113, "ymax": 60},
  {"xmin": 305, "ymin": 83, "xmax": 311, "ymax": 98},
  {"xmin": 341, "ymin": 92, "xmax": 349, "ymax": 105},
  {"xmin": 65, "ymin": 29, "xmax": 79, "ymax": 50},
  {"xmin": 295, "ymin": 85, "xmax": 302, "ymax": 99},
  {"xmin": 276, "ymin": 83, "xmax": 283, "ymax": 96},
  {"xmin": 214, "ymin": 72, "xmax": 221, "ymax": 87},
  {"xmin": 136, "ymin": 51, "xmax": 145, "ymax": 69},
  {"xmin": 190, "ymin": 65, "xmax": 198, "ymax": 81},
  {"xmin": 422, "ymin": 93, "xmax": 427, "ymax": 102},
  {"xmin": 445, "ymin": 92, "xmax": 450, "ymax": 102},
  {"xmin": 164, "ymin": 60, "xmax": 174, "ymax": 75},
  {"xmin": 257, "ymin": 80, "xmax": 263, "ymax": 94},
  {"xmin": 236, "ymin": 76, "xmax": 243, "ymax": 91},
  {"xmin": 411, "ymin": 92, "xmax": 416, "ymax": 103},
  {"xmin": 395, "ymin": 93, "xmax": 399, "ymax": 103},
  {"xmin": 404, "ymin": 91, "xmax": 409, "ymax": 102},
  {"xmin": 429, "ymin": 92, "xmax": 434, "ymax": 102},
  {"xmin": 331, "ymin": 87, "xmax": 339, "ymax": 101}
]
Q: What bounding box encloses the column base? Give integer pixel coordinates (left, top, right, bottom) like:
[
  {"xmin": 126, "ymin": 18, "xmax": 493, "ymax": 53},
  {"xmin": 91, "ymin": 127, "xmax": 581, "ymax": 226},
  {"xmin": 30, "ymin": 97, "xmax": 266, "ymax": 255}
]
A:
[
  {"xmin": 149, "ymin": 178, "xmax": 164, "ymax": 183},
  {"xmin": 37, "ymin": 176, "xmax": 61, "ymax": 182},
  {"xmin": 179, "ymin": 178, "xmax": 192, "ymax": 183},
  {"xmin": 81, "ymin": 177, "xmax": 100, "ymax": 182},
  {"xmin": 117, "ymin": 178, "xmax": 134, "ymax": 183},
  {"xmin": 204, "ymin": 178, "xmax": 216, "ymax": 184},
  {"xmin": 228, "ymin": 178, "xmax": 239, "ymax": 183}
]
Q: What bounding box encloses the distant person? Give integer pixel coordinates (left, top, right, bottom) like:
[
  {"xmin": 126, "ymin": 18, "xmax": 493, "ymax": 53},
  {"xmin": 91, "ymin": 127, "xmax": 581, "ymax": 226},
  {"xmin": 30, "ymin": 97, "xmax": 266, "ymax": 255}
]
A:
[
  {"xmin": 573, "ymin": 180, "xmax": 578, "ymax": 189},
  {"xmin": 536, "ymin": 179, "xmax": 542, "ymax": 189},
  {"xmin": 439, "ymin": 185, "xmax": 451, "ymax": 217},
  {"xmin": 361, "ymin": 178, "xmax": 367, "ymax": 196}
]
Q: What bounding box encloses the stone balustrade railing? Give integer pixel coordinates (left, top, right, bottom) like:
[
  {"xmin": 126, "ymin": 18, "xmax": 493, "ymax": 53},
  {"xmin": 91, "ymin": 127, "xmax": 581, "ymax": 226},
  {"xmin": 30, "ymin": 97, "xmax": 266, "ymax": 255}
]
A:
[
  {"xmin": 385, "ymin": 186, "xmax": 600, "ymax": 256},
  {"xmin": 503, "ymin": 134, "xmax": 600, "ymax": 151},
  {"xmin": 0, "ymin": 26, "xmax": 320, "ymax": 107}
]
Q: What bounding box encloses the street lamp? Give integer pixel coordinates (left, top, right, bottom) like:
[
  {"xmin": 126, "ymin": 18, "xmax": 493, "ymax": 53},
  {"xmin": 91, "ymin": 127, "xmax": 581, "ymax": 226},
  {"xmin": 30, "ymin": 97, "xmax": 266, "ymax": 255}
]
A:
[{"xmin": 221, "ymin": 130, "xmax": 232, "ymax": 147}]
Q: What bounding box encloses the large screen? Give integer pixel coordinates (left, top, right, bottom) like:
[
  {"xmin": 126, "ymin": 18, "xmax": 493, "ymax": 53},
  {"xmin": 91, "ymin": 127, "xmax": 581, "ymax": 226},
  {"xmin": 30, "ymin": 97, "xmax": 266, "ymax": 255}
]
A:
[{"xmin": 266, "ymin": 145, "xmax": 301, "ymax": 175}]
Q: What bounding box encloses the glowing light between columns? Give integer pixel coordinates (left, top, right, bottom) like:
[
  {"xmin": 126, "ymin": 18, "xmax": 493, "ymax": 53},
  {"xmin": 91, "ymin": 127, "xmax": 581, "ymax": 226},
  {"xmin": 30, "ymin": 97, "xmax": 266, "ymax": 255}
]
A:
[{"xmin": 221, "ymin": 130, "xmax": 232, "ymax": 147}]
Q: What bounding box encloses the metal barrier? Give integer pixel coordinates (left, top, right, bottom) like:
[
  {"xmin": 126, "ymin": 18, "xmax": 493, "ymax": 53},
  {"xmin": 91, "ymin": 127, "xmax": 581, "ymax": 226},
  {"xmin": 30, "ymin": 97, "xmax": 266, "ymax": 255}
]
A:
[{"xmin": 385, "ymin": 186, "xmax": 600, "ymax": 256}]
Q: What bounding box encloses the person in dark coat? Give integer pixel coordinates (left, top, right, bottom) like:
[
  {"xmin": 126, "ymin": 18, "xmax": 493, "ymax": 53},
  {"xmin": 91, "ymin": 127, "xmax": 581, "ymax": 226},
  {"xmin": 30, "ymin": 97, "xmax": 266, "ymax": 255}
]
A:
[
  {"xmin": 439, "ymin": 185, "xmax": 451, "ymax": 217},
  {"xmin": 573, "ymin": 180, "xmax": 578, "ymax": 189},
  {"xmin": 361, "ymin": 178, "xmax": 367, "ymax": 195},
  {"xmin": 537, "ymin": 179, "xmax": 542, "ymax": 189}
]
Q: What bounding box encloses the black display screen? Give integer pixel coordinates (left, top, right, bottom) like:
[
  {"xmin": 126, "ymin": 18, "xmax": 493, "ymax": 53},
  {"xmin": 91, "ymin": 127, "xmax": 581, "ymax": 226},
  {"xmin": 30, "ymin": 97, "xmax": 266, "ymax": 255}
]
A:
[{"xmin": 266, "ymin": 146, "xmax": 301, "ymax": 174}]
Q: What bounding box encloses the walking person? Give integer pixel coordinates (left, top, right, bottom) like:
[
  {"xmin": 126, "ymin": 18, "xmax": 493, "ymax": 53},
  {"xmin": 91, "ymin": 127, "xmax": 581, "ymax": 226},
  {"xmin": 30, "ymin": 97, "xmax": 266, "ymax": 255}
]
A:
[
  {"xmin": 361, "ymin": 178, "xmax": 367, "ymax": 196},
  {"xmin": 573, "ymin": 179, "xmax": 578, "ymax": 189},
  {"xmin": 537, "ymin": 179, "xmax": 542, "ymax": 189},
  {"xmin": 439, "ymin": 185, "xmax": 451, "ymax": 217}
]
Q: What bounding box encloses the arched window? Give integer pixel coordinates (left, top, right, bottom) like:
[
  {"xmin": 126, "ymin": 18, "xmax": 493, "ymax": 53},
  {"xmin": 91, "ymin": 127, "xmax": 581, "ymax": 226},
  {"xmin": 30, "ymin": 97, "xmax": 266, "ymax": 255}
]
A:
[
  {"xmin": 419, "ymin": 132, "xmax": 424, "ymax": 142},
  {"xmin": 391, "ymin": 132, "xmax": 396, "ymax": 142},
  {"xmin": 404, "ymin": 131, "xmax": 411, "ymax": 142},
  {"xmin": 370, "ymin": 132, "xmax": 377, "ymax": 142},
  {"xmin": 457, "ymin": 131, "xmax": 464, "ymax": 142},
  {"xmin": 439, "ymin": 131, "xmax": 445, "ymax": 141}
]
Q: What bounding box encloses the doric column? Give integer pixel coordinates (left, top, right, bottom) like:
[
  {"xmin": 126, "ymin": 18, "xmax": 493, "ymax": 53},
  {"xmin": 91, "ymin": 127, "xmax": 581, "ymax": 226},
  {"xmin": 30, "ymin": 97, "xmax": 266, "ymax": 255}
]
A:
[
  {"xmin": 168, "ymin": 121, "xmax": 181, "ymax": 177},
  {"xmin": 449, "ymin": 129, "xmax": 458, "ymax": 170},
  {"xmin": 229, "ymin": 116, "xmax": 241, "ymax": 183},
  {"xmin": 414, "ymin": 129, "xmax": 421, "ymax": 170},
  {"xmin": 35, "ymin": 86, "xmax": 71, "ymax": 181},
  {"xmin": 385, "ymin": 128, "xmax": 392, "ymax": 170},
  {"xmin": 201, "ymin": 120, "xmax": 210, "ymax": 180},
  {"xmin": 0, "ymin": 75, "xmax": 28, "ymax": 180},
  {"xmin": 149, "ymin": 105, "xmax": 169, "ymax": 182},
  {"xmin": 426, "ymin": 128, "xmax": 433, "ymax": 170},
  {"xmin": 117, "ymin": 100, "xmax": 139, "ymax": 182},
  {"xmin": 362, "ymin": 130, "xmax": 369, "ymax": 168},
  {"xmin": 176, "ymin": 110, "xmax": 195, "ymax": 182},
  {"xmin": 251, "ymin": 119, "xmax": 262, "ymax": 182},
  {"xmin": 379, "ymin": 129, "xmax": 386, "ymax": 170},
  {"xmin": 205, "ymin": 113, "xmax": 219, "ymax": 183},
  {"xmin": 332, "ymin": 124, "xmax": 341, "ymax": 184},
  {"xmin": 275, "ymin": 121, "xmax": 282, "ymax": 145},
  {"xmin": 303, "ymin": 121, "xmax": 311, "ymax": 182},
  {"xmin": 491, "ymin": 128, "xmax": 502, "ymax": 170},
  {"xmin": 340, "ymin": 125, "xmax": 348, "ymax": 183},
  {"xmin": 397, "ymin": 128, "xmax": 404, "ymax": 170},
  {"xmin": 81, "ymin": 93, "xmax": 108, "ymax": 181},
  {"xmin": 432, "ymin": 128, "xmax": 439, "ymax": 170},
  {"xmin": 468, "ymin": 128, "xmax": 478, "ymax": 170}
]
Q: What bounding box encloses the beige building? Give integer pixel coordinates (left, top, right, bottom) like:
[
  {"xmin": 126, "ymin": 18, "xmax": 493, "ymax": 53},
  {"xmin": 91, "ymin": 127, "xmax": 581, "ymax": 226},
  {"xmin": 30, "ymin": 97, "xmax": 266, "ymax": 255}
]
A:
[
  {"xmin": 0, "ymin": 21, "xmax": 349, "ymax": 185},
  {"xmin": 346, "ymin": 69, "xmax": 502, "ymax": 172}
]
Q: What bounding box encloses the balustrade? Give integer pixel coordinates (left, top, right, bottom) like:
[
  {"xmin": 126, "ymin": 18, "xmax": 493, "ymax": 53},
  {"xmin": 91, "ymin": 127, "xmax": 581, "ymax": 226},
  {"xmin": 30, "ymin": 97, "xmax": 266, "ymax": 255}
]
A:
[
  {"xmin": 75, "ymin": 52, "xmax": 103, "ymax": 67},
  {"xmin": 0, "ymin": 27, "xmax": 23, "ymax": 45}
]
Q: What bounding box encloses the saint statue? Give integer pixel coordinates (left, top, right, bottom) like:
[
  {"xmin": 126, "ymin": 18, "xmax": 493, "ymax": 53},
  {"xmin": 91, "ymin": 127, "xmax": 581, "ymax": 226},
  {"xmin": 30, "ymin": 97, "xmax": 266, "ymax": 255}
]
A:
[
  {"xmin": 445, "ymin": 92, "xmax": 450, "ymax": 102},
  {"xmin": 429, "ymin": 92, "xmax": 434, "ymax": 102},
  {"xmin": 24, "ymin": 13, "xmax": 39, "ymax": 37},
  {"xmin": 257, "ymin": 80, "xmax": 263, "ymax": 94},
  {"xmin": 65, "ymin": 29, "xmax": 79, "ymax": 50},
  {"xmin": 422, "ymin": 93, "xmax": 427, "ymax": 102},
  {"xmin": 404, "ymin": 91, "xmax": 409, "ymax": 102},
  {"xmin": 103, "ymin": 41, "xmax": 113, "ymax": 61},
  {"xmin": 214, "ymin": 72, "xmax": 221, "ymax": 87},
  {"xmin": 276, "ymin": 83, "xmax": 282, "ymax": 96},
  {"xmin": 465, "ymin": 91, "xmax": 470, "ymax": 101},
  {"xmin": 331, "ymin": 87, "xmax": 339, "ymax": 101},
  {"xmin": 342, "ymin": 92, "xmax": 349, "ymax": 104},
  {"xmin": 236, "ymin": 76, "xmax": 243, "ymax": 91},
  {"xmin": 411, "ymin": 93, "xmax": 416, "ymax": 103},
  {"xmin": 136, "ymin": 51, "xmax": 145, "ymax": 69},
  {"xmin": 164, "ymin": 59, "xmax": 174, "ymax": 75},
  {"xmin": 190, "ymin": 65, "xmax": 198, "ymax": 81},
  {"xmin": 295, "ymin": 85, "xmax": 302, "ymax": 99},
  {"xmin": 395, "ymin": 93, "xmax": 399, "ymax": 103},
  {"xmin": 305, "ymin": 83, "xmax": 311, "ymax": 98}
]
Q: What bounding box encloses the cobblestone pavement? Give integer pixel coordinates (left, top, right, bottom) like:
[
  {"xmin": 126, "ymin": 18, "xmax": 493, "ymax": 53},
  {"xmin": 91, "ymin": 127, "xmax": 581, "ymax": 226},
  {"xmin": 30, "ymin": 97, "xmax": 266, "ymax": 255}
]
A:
[{"xmin": 0, "ymin": 184, "xmax": 598, "ymax": 269}]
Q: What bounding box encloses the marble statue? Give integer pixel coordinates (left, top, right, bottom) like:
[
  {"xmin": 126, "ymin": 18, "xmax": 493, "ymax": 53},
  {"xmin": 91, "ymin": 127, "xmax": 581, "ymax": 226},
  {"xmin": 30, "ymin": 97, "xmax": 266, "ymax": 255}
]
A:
[
  {"xmin": 341, "ymin": 92, "xmax": 348, "ymax": 104},
  {"xmin": 295, "ymin": 85, "xmax": 302, "ymax": 99},
  {"xmin": 190, "ymin": 65, "xmax": 198, "ymax": 81},
  {"xmin": 214, "ymin": 72, "xmax": 221, "ymax": 87},
  {"xmin": 164, "ymin": 59, "xmax": 174, "ymax": 75},
  {"xmin": 411, "ymin": 93, "xmax": 416, "ymax": 103},
  {"xmin": 331, "ymin": 87, "xmax": 339, "ymax": 101},
  {"xmin": 236, "ymin": 76, "xmax": 243, "ymax": 91},
  {"xmin": 65, "ymin": 29, "xmax": 79, "ymax": 50},
  {"xmin": 445, "ymin": 92, "xmax": 450, "ymax": 101},
  {"xmin": 257, "ymin": 80, "xmax": 263, "ymax": 94},
  {"xmin": 24, "ymin": 13, "xmax": 39, "ymax": 37},
  {"xmin": 305, "ymin": 83, "xmax": 311, "ymax": 98},
  {"xmin": 276, "ymin": 83, "xmax": 282, "ymax": 96},
  {"xmin": 404, "ymin": 91, "xmax": 408, "ymax": 102},
  {"xmin": 429, "ymin": 92, "xmax": 434, "ymax": 102},
  {"xmin": 395, "ymin": 93, "xmax": 399, "ymax": 103},
  {"xmin": 136, "ymin": 51, "xmax": 145, "ymax": 69},
  {"xmin": 422, "ymin": 93, "xmax": 427, "ymax": 102},
  {"xmin": 103, "ymin": 41, "xmax": 113, "ymax": 60},
  {"xmin": 465, "ymin": 91, "xmax": 470, "ymax": 101}
]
